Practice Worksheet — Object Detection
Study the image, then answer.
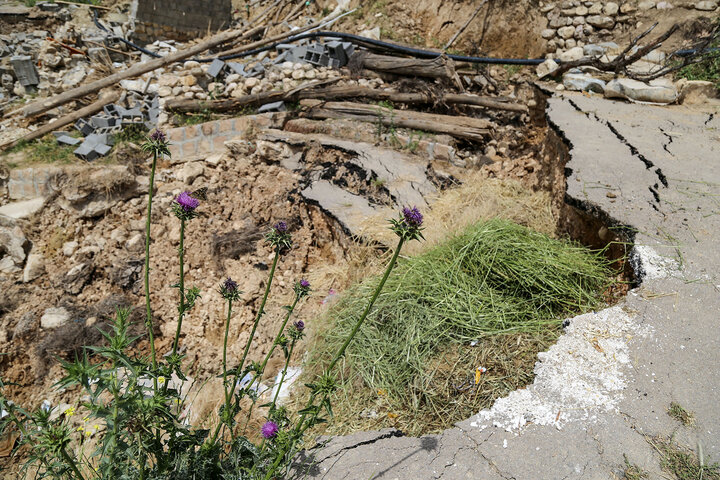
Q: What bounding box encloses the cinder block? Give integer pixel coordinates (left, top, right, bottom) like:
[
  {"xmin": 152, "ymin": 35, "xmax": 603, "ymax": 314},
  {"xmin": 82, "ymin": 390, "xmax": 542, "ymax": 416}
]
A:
[
  {"xmin": 74, "ymin": 118, "xmax": 95, "ymax": 136},
  {"xmin": 56, "ymin": 135, "xmax": 81, "ymax": 146},
  {"xmin": 74, "ymin": 143, "xmax": 100, "ymax": 162},
  {"xmin": 257, "ymin": 101, "xmax": 286, "ymax": 113},
  {"xmin": 227, "ymin": 62, "xmax": 245, "ymax": 75},
  {"xmin": 208, "ymin": 58, "xmax": 225, "ymax": 78},
  {"xmin": 94, "ymin": 144, "xmax": 112, "ymax": 156}
]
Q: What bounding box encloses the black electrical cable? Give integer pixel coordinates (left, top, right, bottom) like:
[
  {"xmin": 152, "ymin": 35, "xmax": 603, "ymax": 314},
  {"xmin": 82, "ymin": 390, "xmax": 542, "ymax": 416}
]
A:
[{"xmin": 92, "ymin": 10, "xmax": 162, "ymax": 59}]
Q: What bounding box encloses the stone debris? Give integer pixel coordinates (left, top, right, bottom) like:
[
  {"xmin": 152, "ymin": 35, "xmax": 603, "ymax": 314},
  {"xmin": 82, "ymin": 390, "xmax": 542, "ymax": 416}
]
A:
[{"xmin": 604, "ymin": 78, "xmax": 678, "ymax": 104}]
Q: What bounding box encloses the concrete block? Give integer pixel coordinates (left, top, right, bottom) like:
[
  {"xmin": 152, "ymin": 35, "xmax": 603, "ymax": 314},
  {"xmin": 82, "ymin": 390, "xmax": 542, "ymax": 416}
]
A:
[
  {"xmin": 208, "ymin": 58, "xmax": 225, "ymax": 77},
  {"xmin": 90, "ymin": 115, "xmax": 117, "ymax": 129},
  {"xmin": 257, "ymin": 101, "xmax": 287, "ymax": 113},
  {"xmin": 326, "ymin": 40, "xmax": 348, "ymax": 66},
  {"xmin": 74, "ymin": 143, "xmax": 100, "ymax": 162},
  {"xmin": 74, "ymin": 118, "xmax": 95, "ymax": 136},
  {"xmin": 94, "ymin": 144, "xmax": 112, "ymax": 156},
  {"xmin": 10, "ymin": 55, "xmax": 39, "ymax": 87},
  {"xmin": 227, "ymin": 62, "xmax": 245, "ymax": 75},
  {"xmin": 83, "ymin": 133, "xmax": 108, "ymax": 148},
  {"xmin": 103, "ymin": 104, "xmax": 120, "ymax": 117},
  {"xmin": 56, "ymin": 135, "xmax": 81, "ymax": 146}
]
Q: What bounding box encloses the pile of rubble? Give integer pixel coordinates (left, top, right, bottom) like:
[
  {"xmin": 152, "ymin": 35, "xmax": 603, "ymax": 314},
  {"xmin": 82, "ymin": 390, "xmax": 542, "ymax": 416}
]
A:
[{"xmin": 541, "ymin": 0, "xmax": 719, "ymax": 61}]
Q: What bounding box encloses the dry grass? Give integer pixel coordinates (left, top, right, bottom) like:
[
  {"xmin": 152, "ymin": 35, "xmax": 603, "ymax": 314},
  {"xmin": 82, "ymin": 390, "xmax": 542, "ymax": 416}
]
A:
[
  {"xmin": 307, "ymin": 174, "xmax": 557, "ymax": 300},
  {"xmin": 667, "ymin": 402, "xmax": 696, "ymax": 428}
]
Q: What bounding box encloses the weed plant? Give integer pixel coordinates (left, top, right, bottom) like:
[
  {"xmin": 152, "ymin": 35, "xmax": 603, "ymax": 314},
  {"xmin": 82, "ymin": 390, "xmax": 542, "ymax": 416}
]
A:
[{"xmin": 0, "ymin": 131, "xmax": 424, "ymax": 479}]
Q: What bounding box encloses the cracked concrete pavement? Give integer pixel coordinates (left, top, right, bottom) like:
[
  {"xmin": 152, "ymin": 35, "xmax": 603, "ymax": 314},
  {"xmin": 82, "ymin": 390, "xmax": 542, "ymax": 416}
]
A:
[{"xmin": 292, "ymin": 92, "xmax": 720, "ymax": 479}]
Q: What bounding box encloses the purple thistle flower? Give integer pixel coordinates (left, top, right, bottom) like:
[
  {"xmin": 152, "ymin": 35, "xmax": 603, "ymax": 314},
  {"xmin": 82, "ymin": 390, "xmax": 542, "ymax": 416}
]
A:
[
  {"xmin": 402, "ymin": 206, "xmax": 423, "ymax": 228},
  {"xmin": 223, "ymin": 278, "xmax": 238, "ymax": 292},
  {"xmin": 293, "ymin": 320, "xmax": 305, "ymax": 332},
  {"xmin": 273, "ymin": 221, "xmax": 288, "ymax": 233},
  {"xmin": 175, "ymin": 191, "xmax": 200, "ymax": 212},
  {"xmin": 261, "ymin": 420, "xmax": 279, "ymax": 439},
  {"xmin": 300, "ymin": 279, "xmax": 310, "ymax": 288},
  {"xmin": 150, "ymin": 129, "xmax": 167, "ymax": 143}
]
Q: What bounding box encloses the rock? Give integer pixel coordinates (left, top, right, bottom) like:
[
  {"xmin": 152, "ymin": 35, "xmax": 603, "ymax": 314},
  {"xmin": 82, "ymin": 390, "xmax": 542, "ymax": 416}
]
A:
[
  {"xmin": 572, "ymin": 16, "xmax": 586, "ymax": 25},
  {"xmin": 62, "ymin": 65, "xmax": 87, "ymax": 90},
  {"xmin": 126, "ymin": 233, "xmax": 144, "ymax": 252},
  {"xmin": 158, "ymin": 86, "xmax": 172, "ymax": 97},
  {"xmin": 559, "ymin": 46, "xmax": 585, "ymax": 62},
  {"xmin": 41, "ymin": 307, "xmax": 71, "ymax": 329},
  {"xmin": 177, "ymin": 162, "xmax": 204, "ymax": 183},
  {"xmin": 181, "ymin": 75, "xmax": 197, "ymax": 87},
  {"xmin": 576, "ymin": 5, "xmax": 589, "ymax": 14},
  {"xmin": 536, "ymin": 59, "xmax": 560, "ymax": 78},
  {"xmin": 695, "ymin": 0, "xmax": 718, "ymax": 9},
  {"xmin": 158, "ymin": 75, "xmax": 180, "ymax": 87},
  {"xmin": 583, "ymin": 43, "xmax": 605, "ymax": 56},
  {"xmin": 542, "ymin": 28, "xmax": 557, "ymax": 39},
  {"xmin": 0, "ymin": 219, "xmax": 28, "ymax": 270},
  {"xmin": 638, "ymin": 0, "xmax": 656, "ymax": 9},
  {"xmin": 586, "ymin": 15, "xmax": 615, "ymax": 28},
  {"xmin": 23, "ymin": 250, "xmax": 44, "ymax": 283},
  {"xmin": 604, "ymin": 78, "xmax": 678, "ymax": 104},
  {"xmin": 642, "ymin": 50, "xmax": 666, "ymax": 64},
  {"xmin": 565, "ymin": 38, "xmax": 578, "ymax": 48},
  {"xmin": 63, "ymin": 262, "xmax": 94, "ymax": 294},
  {"xmin": 541, "ymin": 3, "xmax": 557, "ymax": 12},
  {"xmin": 588, "ymin": 3, "xmax": 603, "ymax": 14},
  {"xmin": 603, "ymin": 2, "xmax": 619, "ymax": 14},
  {"xmin": 359, "ymin": 26, "xmax": 381, "ymax": 40},
  {"xmin": 677, "ymin": 79, "xmax": 718, "ymax": 104},
  {"xmin": 620, "ymin": 3, "xmax": 638, "ymax": 13},
  {"xmin": 656, "ymin": 1, "xmax": 674, "ymax": 7},
  {"xmin": 0, "ymin": 257, "xmax": 20, "ymax": 274},
  {"xmin": 0, "ymin": 197, "xmax": 44, "ymax": 219},
  {"xmin": 563, "ymin": 72, "xmax": 606, "ymax": 93},
  {"xmin": 558, "ymin": 26, "xmax": 576, "ymax": 39},
  {"xmin": 62, "ymin": 241, "xmax": 78, "ymax": 257},
  {"xmin": 244, "ymin": 77, "xmax": 260, "ymax": 89}
]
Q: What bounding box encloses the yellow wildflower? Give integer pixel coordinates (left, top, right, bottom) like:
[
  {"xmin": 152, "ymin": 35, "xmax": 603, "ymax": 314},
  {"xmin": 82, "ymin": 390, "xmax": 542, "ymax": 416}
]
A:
[{"xmin": 64, "ymin": 407, "xmax": 75, "ymax": 417}]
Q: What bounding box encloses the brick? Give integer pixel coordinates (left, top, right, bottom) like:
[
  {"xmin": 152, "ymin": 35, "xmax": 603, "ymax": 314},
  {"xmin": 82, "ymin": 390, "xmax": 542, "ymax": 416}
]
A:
[
  {"xmin": 168, "ymin": 128, "xmax": 185, "ymax": 142},
  {"xmin": 212, "ymin": 135, "xmax": 230, "ymax": 151},
  {"xmin": 197, "ymin": 137, "xmax": 212, "ymax": 154},
  {"xmin": 200, "ymin": 121, "xmax": 218, "ymax": 136},
  {"xmin": 168, "ymin": 143, "xmax": 183, "ymax": 159},
  {"xmin": 218, "ymin": 118, "xmax": 235, "ymax": 133}
]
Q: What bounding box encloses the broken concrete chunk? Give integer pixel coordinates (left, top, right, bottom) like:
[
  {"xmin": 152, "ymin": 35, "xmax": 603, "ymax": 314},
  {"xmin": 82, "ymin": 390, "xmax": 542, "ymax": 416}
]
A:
[
  {"xmin": 604, "ymin": 78, "xmax": 678, "ymax": 104},
  {"xmin": 536, "ymin": 59, "xmax": 559, "ymax": 78},
  {"xmin": 10, "ymin": 55, "xmax": 39, "ymax": 87},
  {"xmin": 257, "ymin": 101, "xmax": 287, "ymax": 113},
  {"xmin": 23, "ymin": 250, "xmax": 45, "ymax": 283},
  {"xmin": 56, "ymin": 135, "xmax": 81, "ymax": 146},
  {"xmin": 677, "ymin": 79, "xmax": 718, "ymax": 105},
  {"xmin": 0, "ymin": 197, "xmax": 45, "ymax": 219},
  {"xmin": 40, "ymin": 307, "xmax": 71, "ymax": 329},
  {"xmin": 563, "ymin": 73, "xmax": 606, "ymax": 93}
]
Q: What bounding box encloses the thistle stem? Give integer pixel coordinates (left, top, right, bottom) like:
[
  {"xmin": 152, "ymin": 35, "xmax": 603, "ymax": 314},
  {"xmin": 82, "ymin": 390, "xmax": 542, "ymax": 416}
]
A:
[
  {"xmin": 171, "ymin": 218, "xmax": 186, "ymax": 357},
  {"xmin": 237, "ymin": 249, "xmax": 280, "ymax": 377},
  {"xmin": 60, "ymin": 446, "xmax": 86, "ymax": 480},
  {"xmin": 222, "ymin": 298, "xmax": 233, "ymax": 412},
  {"xmin": 264, "ymin": 237, "xmax": 406, "ymax": 480},
  {"xmin": 143, "ymin": 151, "xmax": 159, "ymax": 391},
  {"xmin": 271, "ymin": 337, "xmax": 297, "ymax": 410}
]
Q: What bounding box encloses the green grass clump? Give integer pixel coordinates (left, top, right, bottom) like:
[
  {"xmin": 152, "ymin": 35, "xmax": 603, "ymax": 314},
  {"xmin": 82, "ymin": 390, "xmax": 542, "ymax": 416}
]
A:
[
  {"xmin": 305, "ymin": 219, "xmax": 613, "ymax": 434},
  {"xmin": 668, "ymin": 402, "xmax": 696, "ymax": 427}
]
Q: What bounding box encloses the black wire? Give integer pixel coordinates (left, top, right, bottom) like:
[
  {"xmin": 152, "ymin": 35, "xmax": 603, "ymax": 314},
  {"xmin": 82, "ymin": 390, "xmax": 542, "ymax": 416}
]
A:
[{"xmin": 92, "ymin": 10, "xmax": 162, "ymax": 59}]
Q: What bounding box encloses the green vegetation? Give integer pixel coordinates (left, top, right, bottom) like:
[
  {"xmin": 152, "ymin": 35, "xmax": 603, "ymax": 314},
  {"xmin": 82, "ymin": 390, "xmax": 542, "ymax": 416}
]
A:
[
  {"xmin": 678, "ymin": 55, "xmax": 720, "ymax": 89},
  {"xmin": 303, "ymin": 219, "xmax": 613, "ymax": 435},
  {"xmin": 649, "ymin": 437, "xmax": 720, "ymax": 480},
  {"xmin": 114, "ymin": 124, "xmax": 149, "ymax": 144},
  {"xmin": 622, "ymin": 454, "xmax": 649, "ymax": 479},
  {"xmin": 667, "ymin": 401, "xmax": 696, "ymax": 427},
  {"xmin": 174, "ymin": 111, "xmax": 219, "ymax": 126},
  {"xmin": 2, "ymin": 134, "xmax": 81, "ymax": 168}
]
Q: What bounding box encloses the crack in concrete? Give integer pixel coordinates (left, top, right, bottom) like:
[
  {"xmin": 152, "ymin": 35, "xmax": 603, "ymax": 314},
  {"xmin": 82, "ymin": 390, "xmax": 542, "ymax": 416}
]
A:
[
  {"xmin": 705, "ymin": 112, "xmax": 715, "ymax": 126},
  {"xmin": 659, "ymin": 127, "xmax": 674, "ymax": 156},
  {"xmin": 566, "ymin": 97, "xmax": 669, "ymax": 189},
  {"xmin": 311, "ymin": 430, "xmax": 405, "ymax": 466}
]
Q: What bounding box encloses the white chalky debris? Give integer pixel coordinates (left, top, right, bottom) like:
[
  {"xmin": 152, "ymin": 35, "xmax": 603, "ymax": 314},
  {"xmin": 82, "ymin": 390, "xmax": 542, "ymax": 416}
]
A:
[
  {"xmin": 469, "ymin": 306, "xmax": 652, "ymax": 432},
  {"xmin": 632, "ymin": 245, "xmax": 679, "ymax": 279}
]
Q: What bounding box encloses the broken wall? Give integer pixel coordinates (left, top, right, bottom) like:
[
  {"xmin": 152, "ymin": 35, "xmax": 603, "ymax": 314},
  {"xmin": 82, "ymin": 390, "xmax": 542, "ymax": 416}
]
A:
[{"xmin": 133, "ymin": 0, "xmax": 232, "ymax": 42}]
